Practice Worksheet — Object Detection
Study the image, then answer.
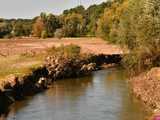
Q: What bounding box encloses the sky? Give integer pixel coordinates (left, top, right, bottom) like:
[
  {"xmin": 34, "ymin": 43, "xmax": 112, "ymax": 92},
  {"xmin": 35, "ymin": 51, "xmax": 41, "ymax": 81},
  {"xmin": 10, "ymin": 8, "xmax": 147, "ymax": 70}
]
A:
[{"xmin": 0, "ymin": 0, "xmax": 106, "ymax": 19}]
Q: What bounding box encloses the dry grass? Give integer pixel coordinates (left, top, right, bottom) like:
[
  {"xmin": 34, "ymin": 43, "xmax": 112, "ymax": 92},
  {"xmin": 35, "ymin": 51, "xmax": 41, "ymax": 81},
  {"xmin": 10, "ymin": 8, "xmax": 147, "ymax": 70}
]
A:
[
  {"xmin": 0, "ymin": 53, "xmax": 45, "ymax": 82},
  {"xmin": 0, "ymin": 37, "xmax": 123, "ymax": 84},
  {"xmin": 0, "ymin": 37, "xmax": 123, "ymax": 56}
]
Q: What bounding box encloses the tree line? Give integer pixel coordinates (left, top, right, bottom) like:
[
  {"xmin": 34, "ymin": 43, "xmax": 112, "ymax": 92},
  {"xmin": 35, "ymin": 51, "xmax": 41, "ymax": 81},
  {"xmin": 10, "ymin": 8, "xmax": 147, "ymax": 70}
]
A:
[
  {"xmin": 97, "ymin": 0, "xmax": 160, "ymax": 73},
  {"xmin": 0, "ymin": 2, "xmax": 109, "ymax": 38}
]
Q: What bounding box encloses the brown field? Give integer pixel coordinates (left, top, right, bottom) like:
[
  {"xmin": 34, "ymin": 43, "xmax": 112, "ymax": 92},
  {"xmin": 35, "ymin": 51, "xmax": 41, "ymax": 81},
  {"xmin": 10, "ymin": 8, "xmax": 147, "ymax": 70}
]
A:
[
  {"xmin": 0, "ymin": 37, "xmax": 123, "ymax": 56},
  {"xmin": 0, "ymin": 37, "xmax": 123, "ymax": 83}
]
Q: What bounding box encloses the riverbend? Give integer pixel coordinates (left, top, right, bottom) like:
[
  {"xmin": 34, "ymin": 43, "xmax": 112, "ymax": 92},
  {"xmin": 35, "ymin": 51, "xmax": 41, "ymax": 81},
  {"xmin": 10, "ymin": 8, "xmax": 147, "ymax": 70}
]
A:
[{"xmin": 1, "ymin": 68, "xmax": 149, "ymax": 120}]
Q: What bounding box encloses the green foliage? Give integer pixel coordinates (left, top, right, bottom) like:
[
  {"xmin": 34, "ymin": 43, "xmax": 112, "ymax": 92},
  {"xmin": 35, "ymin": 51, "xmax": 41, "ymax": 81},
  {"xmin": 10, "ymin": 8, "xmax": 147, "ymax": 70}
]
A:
[
  {"xmin": 0, "ymin": 22, "xmax": 12, "ymax": 38},
  {"xmin": 97, "ymin": 0, "xmax": 160, "ymax": 73},
  {"xmin": 0, "ymin": 1, "xmax": 113, "ymax": 38},
  {"xmin": 0, "ymin": 0, "xmax": 160, "ymax": 74},
  {"xmin": 63, "ymin": 13, "xmax": 86, "ymax": 37},
  {"xmin": 41, "ymin": 30, "xmax": 48, "ymax": 39},
  {"xmin": 63, "ymin": 5, "xmax": 85, "ymax": 16},
  {"xmin": 54, "ymin": 28, "xmax": 65, "ymax": 39},
  {"xmin": 12, "ymin": 19, "xmax": 32, "ymax": 37},
  {"xmin": 62, "ymin": 3, "xmax": 111, "ymax": 36},
  {"xmin": 120, "ymin": 0, "xmax": 160, "ymax": 72},
  {"xmin": 47, "ymin": 44, "xmax": 81, "ymax": 58},
  {"xmin": 45, "ymin": 14, "xmax": 62, "ymax": 37},
  {"xmin": 33, "ymin": 13, "xmax": 61, "ymax": 38},
  {"xmin": 85, "ymin": 2, "xmax": 111, "ymax": 36},
  {"xmin": 97, "ymin": 0, "xmax": 127, "ymax": 42}
]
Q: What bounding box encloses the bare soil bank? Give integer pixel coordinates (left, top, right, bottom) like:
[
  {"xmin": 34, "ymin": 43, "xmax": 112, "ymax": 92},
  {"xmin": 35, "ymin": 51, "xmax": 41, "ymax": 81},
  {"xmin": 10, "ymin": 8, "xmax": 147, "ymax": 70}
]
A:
[{"xmin": 131, "ymin": 68, "xmax": 160, "ymax": 119}]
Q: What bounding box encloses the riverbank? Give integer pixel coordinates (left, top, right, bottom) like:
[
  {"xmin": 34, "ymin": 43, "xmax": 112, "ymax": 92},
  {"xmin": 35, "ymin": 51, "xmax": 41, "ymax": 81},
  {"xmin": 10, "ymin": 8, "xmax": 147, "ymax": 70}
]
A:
[
  {"xmin": 2, "ymin": 68, "xmax": 148, "ymax": 120},
  {"xmin": 0, "ymin": 37, "xmax": 123, "ymax": 81},
  {"xmin": 131, "ymin": 67, "xmax": 160, "ymax": 119},
  {"xmin": 0, "ymin": 44, "xmax": 122, "ymax": 115}
]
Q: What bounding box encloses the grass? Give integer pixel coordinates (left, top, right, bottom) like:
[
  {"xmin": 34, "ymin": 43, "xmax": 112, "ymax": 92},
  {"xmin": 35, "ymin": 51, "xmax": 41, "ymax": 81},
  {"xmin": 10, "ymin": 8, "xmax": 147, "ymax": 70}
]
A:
[
  {"xmin": 0, "ymin": 44, "xmax": 81, "ymax": 88},
  {"xmin": 0, "ymin": 52, "xmax": 45, "ymax": 83}
]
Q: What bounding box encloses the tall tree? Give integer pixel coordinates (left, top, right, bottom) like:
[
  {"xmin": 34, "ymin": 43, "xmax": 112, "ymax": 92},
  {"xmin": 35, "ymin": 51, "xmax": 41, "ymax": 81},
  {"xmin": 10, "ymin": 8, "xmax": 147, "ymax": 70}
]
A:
[
  {"xmin": 0, "ymin": 22, "xmax": 12, "ymax": 38},
  {"xmin": 32, "ymin": 17, "xmax": 45, "ymax": 37},
  {"xmin": 63, "ymin": 13, "xmax": 86, "ymax": 37}
]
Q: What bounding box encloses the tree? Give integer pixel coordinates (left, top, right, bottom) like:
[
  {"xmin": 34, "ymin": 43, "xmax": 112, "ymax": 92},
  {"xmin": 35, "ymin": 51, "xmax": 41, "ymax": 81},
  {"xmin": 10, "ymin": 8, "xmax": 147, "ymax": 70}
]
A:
[
  {"xmin": 0, "ymin": 22, "xmax": 12, "ymax": 38},
  {"xmin": 63, "ymin": 5, "xmax": 85, "ymax": 16},
  {"xmin": 116, "ymin": 0, "xmax": 160, "ymax": 72},
  {"xmin": 12, "ymin": 19, "xmax": 32, "ymax": 37},
  {"xmin": 32, "ymin": 17, "xmax": 45, "ymax": 37},
  {"xmin": 63, "ymin": 13, "xmax": 86, "ymax": 37},
  {"xmin": 33, "ymin": 12, "xmax": 61, "ymax": 38},
  {"xmin": 45, "ymin": 14, "xmax": 61, "ymax": 37},
  {"xmin": 85, "ymin": 1, "xmax": 111, "ymax": 36},
  {"xmin": 97, "ymin": 0, "xmax": 128, "ymax": 42}
]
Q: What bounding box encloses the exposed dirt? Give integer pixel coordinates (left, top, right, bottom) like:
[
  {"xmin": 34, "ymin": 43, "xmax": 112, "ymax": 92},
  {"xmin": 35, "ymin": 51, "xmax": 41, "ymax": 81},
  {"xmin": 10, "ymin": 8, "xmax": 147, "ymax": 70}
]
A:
[
  {"xmin": 131, "ymin": 67, "xmax": 160, "ymax": 119},
  {"xmin": 0, "ymin": 37, "xmax": 123, "ymax": 56}
]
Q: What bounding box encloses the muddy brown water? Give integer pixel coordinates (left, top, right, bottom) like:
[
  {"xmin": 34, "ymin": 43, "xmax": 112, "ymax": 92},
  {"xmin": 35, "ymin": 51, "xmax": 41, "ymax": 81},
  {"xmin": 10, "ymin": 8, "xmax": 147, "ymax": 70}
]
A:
[{"xmin": 1, "ymin": 68, "xmax": 149, "ymax": 120}]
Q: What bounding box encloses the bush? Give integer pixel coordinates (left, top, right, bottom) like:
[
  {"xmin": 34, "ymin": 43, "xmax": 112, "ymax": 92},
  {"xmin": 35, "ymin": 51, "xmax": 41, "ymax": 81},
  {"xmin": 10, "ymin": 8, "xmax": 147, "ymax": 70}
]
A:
[
  {"xmin": 4, "ymin": 34, "xmax": 13, "ymax": 39},
  {"xmin": 54, "ymin": 28, "xmax": 65, "ymax": 39},
  {"xmin": 41, "ymin": 30, "xmax": 48, "ymax": 39},
  {"xmin": 47, "ymin": 44, "xmax": 81, "ymax": 58}
]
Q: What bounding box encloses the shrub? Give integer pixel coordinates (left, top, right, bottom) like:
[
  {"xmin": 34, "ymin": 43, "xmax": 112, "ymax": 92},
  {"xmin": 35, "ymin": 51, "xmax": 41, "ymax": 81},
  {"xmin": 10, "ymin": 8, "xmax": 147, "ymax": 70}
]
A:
[
  {"xmin": 54, "ymin": 28, "xmax": 65, "ymax": 39},
  {"xmin": 41, "ymin": 30, "xmax": 48, "ymax": 39},
  {"xmin": 47, "ymin": 44, "xmax": 81, "ymax": 58}
]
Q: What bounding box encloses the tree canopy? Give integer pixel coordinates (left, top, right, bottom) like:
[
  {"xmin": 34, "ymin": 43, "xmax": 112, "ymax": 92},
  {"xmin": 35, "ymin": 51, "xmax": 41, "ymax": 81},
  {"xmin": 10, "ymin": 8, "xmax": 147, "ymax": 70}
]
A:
[{"xmin": 0, "ymin": 1, "xmax": 111, "ymax": 38}]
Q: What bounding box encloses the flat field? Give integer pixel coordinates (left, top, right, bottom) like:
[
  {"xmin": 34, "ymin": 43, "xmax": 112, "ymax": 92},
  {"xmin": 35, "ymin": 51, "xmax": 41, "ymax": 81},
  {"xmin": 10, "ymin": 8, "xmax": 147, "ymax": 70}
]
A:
[
  {"xmin": 0, "ymin": 37, "xmax": 123, "ymax": 84},
  {"xmin": 0, "ymin": 37, "xmax": 122, "ymax": 56}
]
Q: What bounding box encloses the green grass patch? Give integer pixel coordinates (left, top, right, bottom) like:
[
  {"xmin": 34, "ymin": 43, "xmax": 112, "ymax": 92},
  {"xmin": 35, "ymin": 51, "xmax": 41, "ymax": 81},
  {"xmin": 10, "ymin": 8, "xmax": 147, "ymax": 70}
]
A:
[{"xmin": 0, "ymin": 53, "xmax": 45, "ymax": 81}]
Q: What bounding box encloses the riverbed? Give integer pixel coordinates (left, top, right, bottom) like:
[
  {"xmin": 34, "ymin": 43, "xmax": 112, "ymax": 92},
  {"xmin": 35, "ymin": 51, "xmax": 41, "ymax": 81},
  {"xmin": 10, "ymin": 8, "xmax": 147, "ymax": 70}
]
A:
[{"xmin": 1, "ymin": 68, "xmax": 148, "ymax": 120}]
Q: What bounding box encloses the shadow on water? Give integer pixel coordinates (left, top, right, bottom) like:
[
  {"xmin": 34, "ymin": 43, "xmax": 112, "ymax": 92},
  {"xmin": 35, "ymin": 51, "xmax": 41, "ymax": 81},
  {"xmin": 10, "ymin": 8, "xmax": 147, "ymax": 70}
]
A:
[
  {"xmin": 0, "ymin": 92, "xmax": 14, "ymax": 120},
  {"xmin": 1, "ymin": 68, "xmax": 149, "ymax": 120}
]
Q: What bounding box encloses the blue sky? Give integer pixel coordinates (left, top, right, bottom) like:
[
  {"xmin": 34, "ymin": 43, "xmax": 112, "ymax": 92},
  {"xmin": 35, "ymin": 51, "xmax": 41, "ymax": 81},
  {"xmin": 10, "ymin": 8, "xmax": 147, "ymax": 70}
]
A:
[{"xmin": 0, "ymin": 0, "xmax": 106, "ymax": 19}]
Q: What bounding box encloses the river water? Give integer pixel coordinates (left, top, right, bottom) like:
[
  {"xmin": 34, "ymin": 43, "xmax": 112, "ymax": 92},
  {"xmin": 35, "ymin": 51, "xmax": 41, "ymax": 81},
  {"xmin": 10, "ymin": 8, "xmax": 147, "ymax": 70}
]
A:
[{"xmin": 1, "ymin": 68, "xmax": 148, "ymax": 120}]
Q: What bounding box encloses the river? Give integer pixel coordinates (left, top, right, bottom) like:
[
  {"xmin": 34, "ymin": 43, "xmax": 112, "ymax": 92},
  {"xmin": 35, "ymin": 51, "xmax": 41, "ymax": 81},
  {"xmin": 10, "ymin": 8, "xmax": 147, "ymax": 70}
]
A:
[{"xmin": 1, "ymin": 68, "xmax": 148, "ymax": 120}]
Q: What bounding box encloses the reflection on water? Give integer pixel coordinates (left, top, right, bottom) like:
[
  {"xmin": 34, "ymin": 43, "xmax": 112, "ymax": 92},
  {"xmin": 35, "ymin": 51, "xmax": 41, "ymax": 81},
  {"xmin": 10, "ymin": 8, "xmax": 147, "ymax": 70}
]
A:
[{"xmin": 1, "ymin": 68, "xmax": 148, "ymax": 120}]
